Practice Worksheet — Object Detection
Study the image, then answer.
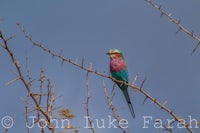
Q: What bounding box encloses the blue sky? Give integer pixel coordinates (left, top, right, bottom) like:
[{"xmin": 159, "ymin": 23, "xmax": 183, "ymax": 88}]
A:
[{"xmin": 1, "ymin": 0, "xmax": 200, "ymax": 133}]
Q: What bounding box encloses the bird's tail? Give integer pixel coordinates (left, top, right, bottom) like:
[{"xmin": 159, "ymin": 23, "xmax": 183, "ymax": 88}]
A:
[
  {"xmin": 122, "ymin": 88, "xmax": 135, "ymax": 118},
  {"xmin": 128, "ymin": 101, "xmax": 135, "ymax": 118}
]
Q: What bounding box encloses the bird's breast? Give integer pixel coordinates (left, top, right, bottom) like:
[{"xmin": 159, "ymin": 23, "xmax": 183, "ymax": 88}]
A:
[{"xmin": 110, "ymin": 58, "xmax": 126, "ymax": 72}]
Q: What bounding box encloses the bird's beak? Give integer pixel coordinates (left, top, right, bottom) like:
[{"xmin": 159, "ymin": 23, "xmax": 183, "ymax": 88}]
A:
[{"xmin": 106, "ymin": 51, "xmax": 110, "ymax": 55}]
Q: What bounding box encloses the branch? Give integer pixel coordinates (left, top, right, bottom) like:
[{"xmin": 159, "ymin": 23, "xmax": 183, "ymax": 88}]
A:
[
  {"xmin": 145, "ymin": 0, "xmax": 200, "ymax": 54},
  {"xmin": 85, "ymin": 72, "xmax": 95, "ymax": 133},
  {"xmin": 0, "ymin": 31, "xmax": 56, "ymax": 133},
  {"xmin": 103, "ymin": 81, "xmax": 127, "ymax": 133},
  {"xmin": 17, "ymin": 24, "xmax": 194, "ymax": 133}
]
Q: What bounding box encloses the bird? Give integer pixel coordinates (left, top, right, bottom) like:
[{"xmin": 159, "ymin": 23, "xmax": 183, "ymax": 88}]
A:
[{"xmin": 106, "ymin": 49, "xmax": 135, "ymax": 118}]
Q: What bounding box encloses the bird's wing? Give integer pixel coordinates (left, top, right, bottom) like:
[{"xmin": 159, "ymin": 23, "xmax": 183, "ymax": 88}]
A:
[
  {"xmin": 121, "ymin": 68, "xmax": 128, "ymax": 82},
  {"xmin": 111, "ymin": 69, "xmax": 128, "ymax": 82}
]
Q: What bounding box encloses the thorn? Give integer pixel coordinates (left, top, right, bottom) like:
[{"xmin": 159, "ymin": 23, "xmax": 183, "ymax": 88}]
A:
[
  {"xmin": 191, "ymin": 42, "xmax": 200, "ymax": 55},
  {"xmin": 27, "ymin": 79, "xmax": 35, "ymax": 87},
  {"xmin": 5, "ymin": 77, "xmax": 20, "ymax": 86},
  {"xmin": 6, "ymin": 34, "xmax": 16, "ymax": 41},
  {"xmin": 191, "ymin": 30, "xmax": 194, "ymax": 37},
  {"xmin": 81, "ymin": 58, "xmax": 84, "ymax": 68},
  {"xmin": 143, "ymin": 96, "xmax": 148, "ymax": 104},
  {"xmin": 160, "ymin": 12, "xmax": 164, "ymax": 17},
  {"xmin": 89, "ymin": 63, "xmax": 93, "ymax": 70},
  {"xmin": 176, "ymin": 28, "xmax": 182, "ymax": 34},
  {"xmin": 158, "ymin": 5, "xmax": 162, "ymax": 10},
  {"xmin": 75, "ymin": 57, "xmax": 79, "ymax": 64},
  {"xmin": 160, "ymin": 101, "xmax": 167, "ymax": 110},
  {"xmin": 162, "ymin": 100, "xmax": 167, "ymax": 106},
  {"xmin": 140, "ymin": 77, "xmax": 146, "ymax": 90},
  {"xmin": 132, "ymin": 72, "xmax": 140, "ymax": 85}
]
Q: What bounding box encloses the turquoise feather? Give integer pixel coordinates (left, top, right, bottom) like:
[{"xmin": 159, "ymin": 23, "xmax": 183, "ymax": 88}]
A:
[{"xmin": 111, "ymin": 69, "xmax": 135, "ymax": 118}]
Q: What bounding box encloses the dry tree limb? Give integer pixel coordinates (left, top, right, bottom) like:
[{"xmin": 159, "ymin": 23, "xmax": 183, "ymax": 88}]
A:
[
  {"xmin": 85, "ymin": 72, "xmax": 95, "ymax": 133},
  {"xmin": 5, "ymin": 76, "xmax": 20, "ymax": 86},
  {"xmin": 0, "ymin": 31, "xmax": 56, "ymax": 133},
  {"xmin": 145, "ymin": 0, "xmax": 200, "ymax": 54},
  {"xmin": 103, "ymin": 81, "xmax": 127, "ymax": 133}
]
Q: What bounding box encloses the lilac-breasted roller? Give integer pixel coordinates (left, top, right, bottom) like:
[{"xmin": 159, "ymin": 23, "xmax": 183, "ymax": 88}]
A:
[{"xmin": 107, "ymin": 49, "xmax": 135, "ymax": 118}]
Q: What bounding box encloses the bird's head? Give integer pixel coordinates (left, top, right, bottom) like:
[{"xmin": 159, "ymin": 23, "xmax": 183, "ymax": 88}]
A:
[{"xmin": 106, "ymin": 49, "xmax": 124, "ymax": 59}]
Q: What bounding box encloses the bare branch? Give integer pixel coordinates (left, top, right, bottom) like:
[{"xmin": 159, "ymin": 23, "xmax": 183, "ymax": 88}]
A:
[
  {"xmin": 0, "ymin": 31, "xmax": 56, "ymax": 133},
  {"xmin": 85, "ymin": 72, "xmax": 95, "ymax": 133},
  {"xmin": 103, "ymin": 81, "xmax": 127, "ymax": 133},
  {"xmin": 145, "ymin": 0, "xmax": 200, "ymax": 54},
  {"xmin": 5, "ymin": 76, "xmax": 20, "ymax": 86}
]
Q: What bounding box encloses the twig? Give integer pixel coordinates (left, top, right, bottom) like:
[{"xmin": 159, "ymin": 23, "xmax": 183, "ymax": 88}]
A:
[
  {"xmin": 45, "ymin": 75, "xmax": 55, "ymax": 117},
  {"xmin": 103, "ymin": 81, "xmax": 126, "ymax": 133},
  {"xmin": 5, "ymin": 76, "xmax": 20, "ymax": 86},
  {"xmin": 85, "ymin": 72, "xmax": 95, "ymax": 133}
]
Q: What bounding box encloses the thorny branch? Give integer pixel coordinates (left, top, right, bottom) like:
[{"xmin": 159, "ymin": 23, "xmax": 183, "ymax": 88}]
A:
[
  {"xmin": 17, "ymin": 24, "xmax": 194, "ymax": 133},
  {"xmin": 0, "ymin": 31, "xmax": 56, "ymax": 133},
  {"xmin": 85, "ymin": 72, "xmax": 95, "ymax": 133},
  {"xmin": 103, "ymin": 81, "xmax": 126, "ymax": 133},
  {"xmin": 145, "ymin": 0, "xmax": 200, "ymax": 54}
]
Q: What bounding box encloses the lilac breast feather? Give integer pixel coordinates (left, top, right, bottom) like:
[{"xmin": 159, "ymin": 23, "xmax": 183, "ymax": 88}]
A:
[{"xmin": 110, "ymin": 58, "xmax": 126, "ymax": 72}]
